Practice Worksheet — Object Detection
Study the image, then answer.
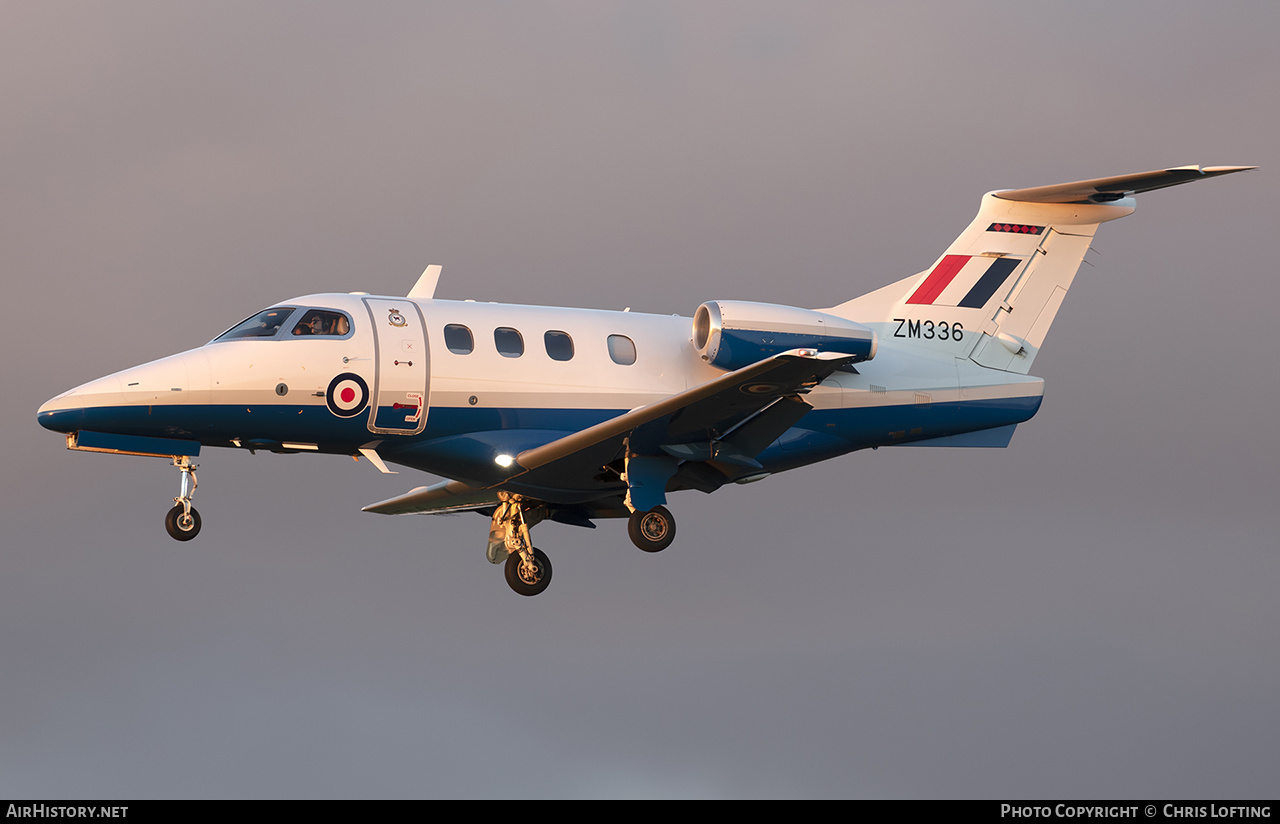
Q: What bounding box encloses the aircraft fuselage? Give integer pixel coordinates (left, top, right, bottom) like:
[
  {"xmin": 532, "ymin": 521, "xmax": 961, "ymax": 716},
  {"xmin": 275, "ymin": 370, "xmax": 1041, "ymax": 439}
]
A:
[{"xmin": 37, "ymin": 292, "xmax": 1043, "ymax": 504}]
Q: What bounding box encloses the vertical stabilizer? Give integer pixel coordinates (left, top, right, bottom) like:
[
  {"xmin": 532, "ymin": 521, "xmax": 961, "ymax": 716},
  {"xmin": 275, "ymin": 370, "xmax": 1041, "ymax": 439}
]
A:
[{"xmin": 825, "ymin": 166, "xmax": 1254, "ymax": 373}]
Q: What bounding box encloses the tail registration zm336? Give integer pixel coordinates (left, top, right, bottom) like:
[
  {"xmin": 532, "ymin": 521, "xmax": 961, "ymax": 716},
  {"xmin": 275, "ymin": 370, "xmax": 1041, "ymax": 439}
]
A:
[{"xmin": 38, "ymin": 165, "xmax": 1253, "ymax": 596}]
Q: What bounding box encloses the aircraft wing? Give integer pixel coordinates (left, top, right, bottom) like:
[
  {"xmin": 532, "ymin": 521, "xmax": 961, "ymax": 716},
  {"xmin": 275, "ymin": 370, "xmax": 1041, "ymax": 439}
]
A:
[
  {"xmin": 510, "ymin": 349, "xmax": 855, "ymax": 483},
  {"xmin": 995, "ymin": 164, "xmax": 1256, "ymax": 204},
  {"xmin": 362, "ymin": 478, "xmax": 501, "ymax": 515},
  {"xmin": 363, "ymin": 349, "xmax": 854, "ymax": 515}
]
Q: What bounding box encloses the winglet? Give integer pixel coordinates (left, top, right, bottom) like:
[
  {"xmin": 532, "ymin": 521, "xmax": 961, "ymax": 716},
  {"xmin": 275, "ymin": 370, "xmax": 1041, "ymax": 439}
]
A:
[{"xmin": 407, "ymin": 264, "xmax": 442, "ymax": 299}]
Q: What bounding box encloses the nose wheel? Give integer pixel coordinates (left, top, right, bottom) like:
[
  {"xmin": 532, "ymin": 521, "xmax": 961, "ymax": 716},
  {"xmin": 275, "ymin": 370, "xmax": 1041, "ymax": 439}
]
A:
[
  {"xmin": 165, "ymin": 456, "xmax": 201, "ymax": 541},
  {"xmin": 165, "ymin": 503, "xmax": 202, "ymax": 541}
]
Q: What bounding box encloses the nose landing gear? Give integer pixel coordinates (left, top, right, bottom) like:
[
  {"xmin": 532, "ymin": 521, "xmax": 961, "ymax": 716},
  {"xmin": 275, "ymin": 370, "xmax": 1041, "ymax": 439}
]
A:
[{"xmin": 164, "ymin": 457, "xmax": 201, "ymax": 541}]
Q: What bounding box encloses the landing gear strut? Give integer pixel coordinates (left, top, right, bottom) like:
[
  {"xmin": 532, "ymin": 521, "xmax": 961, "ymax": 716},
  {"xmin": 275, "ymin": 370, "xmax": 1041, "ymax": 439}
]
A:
[
  {"xmin": 628, "ymin": 505, "xmax": 676, "ymax": 553},
  {"xmin": 621, "ymin": 444, "xmax": 678, "ymax": 553},
  {"xmin": 489, "ymin": 500, "xmax": 552, "ymax": 596},
  {"xmin": 164, "ymin": 456, "xmax": 201, "ymax": 541}
]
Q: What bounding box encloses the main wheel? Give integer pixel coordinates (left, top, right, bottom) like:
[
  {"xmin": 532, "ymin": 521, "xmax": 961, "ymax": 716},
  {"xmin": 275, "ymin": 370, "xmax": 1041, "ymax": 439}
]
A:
[
  {"xmin": 504, "ymin": 547, "xmax": 552, "ymax": 596},
  {"xmin": 628, "ymin": 506, "xmax": 675, "ymax": 553},
  {"xmin": 165, "ymin": 504, "xmax": 202, "ymax": 541}
]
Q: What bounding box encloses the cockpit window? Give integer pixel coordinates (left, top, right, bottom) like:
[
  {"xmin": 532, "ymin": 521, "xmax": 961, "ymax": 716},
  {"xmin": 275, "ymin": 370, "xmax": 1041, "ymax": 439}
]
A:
[
  {"xmin": 290, "ymin": 310, "xmax": 350, "ymax": 337},
  {"xmin": 215, "ymin": 307, "xmax": 297, "ymax": 340}
]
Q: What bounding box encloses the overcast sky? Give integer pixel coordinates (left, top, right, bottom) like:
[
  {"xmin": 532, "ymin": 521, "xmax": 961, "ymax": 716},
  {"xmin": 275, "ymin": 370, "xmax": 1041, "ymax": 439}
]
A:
[{"xmin": 3, "ymin": 1, "xmax": 1277, "ymax": 799}]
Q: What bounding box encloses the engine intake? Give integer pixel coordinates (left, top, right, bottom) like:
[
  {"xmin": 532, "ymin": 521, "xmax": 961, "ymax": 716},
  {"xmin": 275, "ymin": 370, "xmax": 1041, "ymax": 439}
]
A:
[{"xmin": 692, "ymin": 301, "xmax": 877, "ymax": 372}]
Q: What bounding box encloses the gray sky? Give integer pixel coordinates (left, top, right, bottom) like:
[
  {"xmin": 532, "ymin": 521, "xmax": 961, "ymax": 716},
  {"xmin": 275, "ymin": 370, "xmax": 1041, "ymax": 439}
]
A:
[{"xmin": 3, "ymin": 1, "xmax": 1277, "ymax": 799}]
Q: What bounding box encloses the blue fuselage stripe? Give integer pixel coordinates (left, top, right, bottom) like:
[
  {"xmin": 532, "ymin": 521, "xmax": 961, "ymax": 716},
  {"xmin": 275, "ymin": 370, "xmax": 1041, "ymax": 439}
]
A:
[{"xmin": 38, "ymin": 393, "xmax": 1042, "ymax": 487}]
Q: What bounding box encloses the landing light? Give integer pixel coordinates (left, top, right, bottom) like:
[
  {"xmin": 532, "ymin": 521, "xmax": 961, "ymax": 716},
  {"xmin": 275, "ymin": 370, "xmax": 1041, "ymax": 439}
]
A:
[{"xmin": 495, "ymin": 454, "xmax": 514, "ymax": 468}]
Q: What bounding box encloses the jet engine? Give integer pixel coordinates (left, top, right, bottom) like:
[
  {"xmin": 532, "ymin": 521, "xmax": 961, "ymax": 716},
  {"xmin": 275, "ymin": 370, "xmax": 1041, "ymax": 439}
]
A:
[{"xmin": 691, "ymin": 300, "xmax": 877, "ymax": 372}]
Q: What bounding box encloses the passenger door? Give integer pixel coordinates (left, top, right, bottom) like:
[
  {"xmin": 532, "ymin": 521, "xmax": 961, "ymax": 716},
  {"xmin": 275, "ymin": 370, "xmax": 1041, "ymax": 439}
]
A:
[{"xmin": 363, "ymin": 298, "xmax": 429, "ymax": 435}]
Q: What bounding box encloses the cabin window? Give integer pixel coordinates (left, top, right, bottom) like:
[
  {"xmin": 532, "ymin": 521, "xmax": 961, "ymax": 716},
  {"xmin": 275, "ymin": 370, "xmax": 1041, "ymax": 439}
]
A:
[
  {"xmin": 608, "ymin": 334, "xmax": 636, "ymax": 365},
  {"xmin": 444, "ymin": 324, "xmax": 474, "ymax": 354},
  {"xmin": 494, "ymin": 327, "xmax": 524, "ymax": 357},
  {"xmin": 544, "ymin": 330, "xmax": 574, "ymax": 361},
  {"xmin": 290, "ymin": 310, "xmax": 350, "ymax": 337},
  {"xmin": 215, "ymin": 307, "xmax": 298, "ymax": 340}
]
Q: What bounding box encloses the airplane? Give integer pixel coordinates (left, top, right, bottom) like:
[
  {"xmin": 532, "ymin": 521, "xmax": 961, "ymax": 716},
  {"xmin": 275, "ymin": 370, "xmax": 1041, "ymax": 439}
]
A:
[{"xmin": 37, "ymin": 165, "xmax": 1253, "ymax": 596}]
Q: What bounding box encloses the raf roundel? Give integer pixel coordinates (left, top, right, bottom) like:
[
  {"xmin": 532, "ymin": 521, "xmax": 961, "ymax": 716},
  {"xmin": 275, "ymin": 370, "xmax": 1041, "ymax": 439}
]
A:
[{"xmin": 325, "ymin": 373, "xmax": 369, "ymax": 418}]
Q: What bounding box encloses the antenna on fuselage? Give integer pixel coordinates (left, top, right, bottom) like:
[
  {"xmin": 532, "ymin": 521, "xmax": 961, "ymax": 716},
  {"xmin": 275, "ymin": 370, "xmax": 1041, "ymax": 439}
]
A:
[{"xmin": 408, "ymin": 264, "xmax": 442, "ymax": 299}]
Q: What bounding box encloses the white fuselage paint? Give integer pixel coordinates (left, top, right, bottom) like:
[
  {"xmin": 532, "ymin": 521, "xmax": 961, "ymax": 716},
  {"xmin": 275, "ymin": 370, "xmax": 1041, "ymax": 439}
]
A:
[{"xmin": 40, "ymin": 292, "xmax": 1041, "ymax": 457}]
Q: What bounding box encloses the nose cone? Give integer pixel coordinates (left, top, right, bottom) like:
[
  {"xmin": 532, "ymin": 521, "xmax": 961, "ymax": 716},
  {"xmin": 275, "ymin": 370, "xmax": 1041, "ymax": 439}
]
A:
[
  {"xmin": 37, "ymin": 350, "xmax": 208, "ymax": 434},
  {"xmin": 38, "ymin": 373, "xmax": 124, "ymax": 433}
]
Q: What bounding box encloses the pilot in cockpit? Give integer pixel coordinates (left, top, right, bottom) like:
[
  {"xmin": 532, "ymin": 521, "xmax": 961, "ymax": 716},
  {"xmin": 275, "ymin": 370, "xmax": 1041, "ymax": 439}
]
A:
[{"xmin": 291, "ymin": 310, "xmax": 345, "ymax": 337}]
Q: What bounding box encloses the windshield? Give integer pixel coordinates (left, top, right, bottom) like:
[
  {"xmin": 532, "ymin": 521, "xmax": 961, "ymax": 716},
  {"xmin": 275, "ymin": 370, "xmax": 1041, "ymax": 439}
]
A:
[{"xmin": 214, "ymin": 307, "xmax": 297, "ymax": 341}]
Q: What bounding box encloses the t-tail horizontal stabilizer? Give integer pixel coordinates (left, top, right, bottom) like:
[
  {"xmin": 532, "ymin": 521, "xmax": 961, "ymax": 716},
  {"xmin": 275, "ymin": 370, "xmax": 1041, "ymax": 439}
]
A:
[{"xmin": 994, "ymin": 165, "xmax": 1256, "ymax": 204}]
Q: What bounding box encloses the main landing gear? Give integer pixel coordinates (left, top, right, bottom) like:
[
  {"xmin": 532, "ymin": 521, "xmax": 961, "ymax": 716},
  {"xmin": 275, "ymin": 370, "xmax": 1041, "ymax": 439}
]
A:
[
  {"xmin": 489, "ymin": 500, "xmax": 552, "ymax": 596},
  {"xmin": 621, "ymin": 447, "xmax": 678, "ymax": 554},
  {"xmin": 164, "ymin": 457, "xmax": 201, "ymax": 541},
  {"xmin": 504, "ymin": 547, "xmax": 552, "ymax": 597},
  {"xmin": 627, "ymin": 505, "xmax": 675, "ymax": 553},
  {"xmin": 487, "ymin": 499, "xmax": 681, "ymax": 596}
]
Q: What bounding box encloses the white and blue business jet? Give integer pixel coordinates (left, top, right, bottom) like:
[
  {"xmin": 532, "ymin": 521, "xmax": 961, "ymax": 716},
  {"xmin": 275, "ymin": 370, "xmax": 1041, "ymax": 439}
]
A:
[{"xmin": 38, "ymin": 166, "xmax": 1252, "ymax": 596}]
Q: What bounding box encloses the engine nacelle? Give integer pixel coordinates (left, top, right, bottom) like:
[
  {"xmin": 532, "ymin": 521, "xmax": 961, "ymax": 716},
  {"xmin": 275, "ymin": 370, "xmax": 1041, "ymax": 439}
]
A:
[{"xmin": 692, "ymin": 300, "xmax": 877, "ymax": 372}]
